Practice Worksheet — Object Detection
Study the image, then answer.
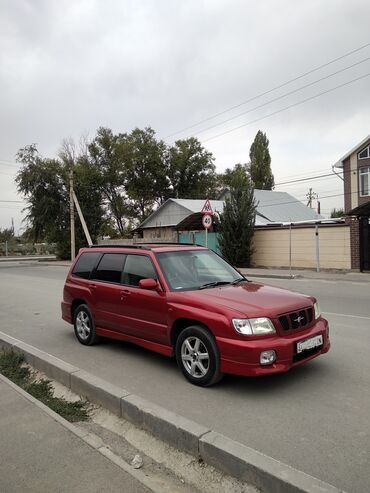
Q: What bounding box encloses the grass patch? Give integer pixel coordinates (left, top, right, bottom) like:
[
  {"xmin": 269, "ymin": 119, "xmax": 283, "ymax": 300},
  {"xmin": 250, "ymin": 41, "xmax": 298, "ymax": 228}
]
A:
[{"xmin": 0, "ymin": 349, "xmax": 90, "ymax": 422}]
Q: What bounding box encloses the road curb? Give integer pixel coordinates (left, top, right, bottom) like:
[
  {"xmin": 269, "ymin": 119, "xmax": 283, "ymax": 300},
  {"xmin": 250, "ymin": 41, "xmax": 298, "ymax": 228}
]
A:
[
  {"xmin": 0, "ymin": 332, "xmax": 344, "ymax": 493},
  {"xmin": 0, "ymin": 256, "xmax": 57, "ymax": 262},
  {"xmin": 121, "ymin": 393, "xmax": 210, "ymax": 456},
  {"xmin": 71, "ymin": 369, "xmax": 130, "ymax": 415},
  {"xmin": 247, "ymin": 273, "xmax": 299, "ymax": 280}
]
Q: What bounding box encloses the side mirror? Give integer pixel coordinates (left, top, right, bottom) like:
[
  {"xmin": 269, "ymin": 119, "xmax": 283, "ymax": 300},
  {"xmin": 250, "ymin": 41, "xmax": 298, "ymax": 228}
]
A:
[{"xmin": 139, "ymin": 278, "xmax": 160, "ymax": 291}]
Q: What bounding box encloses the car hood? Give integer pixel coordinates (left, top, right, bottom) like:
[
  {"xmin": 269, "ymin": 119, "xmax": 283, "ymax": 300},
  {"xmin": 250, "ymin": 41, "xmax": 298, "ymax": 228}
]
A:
[{"xmin": 177, "ymin": 281, "xmax": 314, "ymax": 318}]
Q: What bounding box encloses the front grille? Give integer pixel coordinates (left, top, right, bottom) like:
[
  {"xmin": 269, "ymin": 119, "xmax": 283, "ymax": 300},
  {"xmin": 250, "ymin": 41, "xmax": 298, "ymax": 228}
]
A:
[{"xmin": 279, "ymin": 307, "xmax": 313, "ymax": 332}]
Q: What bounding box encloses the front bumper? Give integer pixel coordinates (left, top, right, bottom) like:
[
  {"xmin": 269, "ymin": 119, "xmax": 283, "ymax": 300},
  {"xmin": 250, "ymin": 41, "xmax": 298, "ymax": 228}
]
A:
[{"xmin": 217, "ymin": 318, "xmax": 330, "ymax": 377}]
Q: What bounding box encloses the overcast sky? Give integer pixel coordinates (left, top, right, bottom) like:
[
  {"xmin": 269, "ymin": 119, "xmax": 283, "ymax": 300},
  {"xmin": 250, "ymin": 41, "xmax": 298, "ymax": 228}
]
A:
[{"xmin": 0, "ymin": 0, "xmax": 369, "ymax": 232}]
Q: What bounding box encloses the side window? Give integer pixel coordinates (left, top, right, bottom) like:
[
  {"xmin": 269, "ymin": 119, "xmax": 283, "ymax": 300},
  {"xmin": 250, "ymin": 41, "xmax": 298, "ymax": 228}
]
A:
[
  {"xmin": 93, "ymin": 253, "xmax": 126, "ymax": 284},
  {"xmin": 122, "ymin": 255, "xmax": 157, "ymax": 287},
  {"xmin": 359, "ymin": 167, "xmax": 370, "ymax": 197},
  {"xmin": 72, "ymin": 252, "xmax": 101, "ymax": 279}
]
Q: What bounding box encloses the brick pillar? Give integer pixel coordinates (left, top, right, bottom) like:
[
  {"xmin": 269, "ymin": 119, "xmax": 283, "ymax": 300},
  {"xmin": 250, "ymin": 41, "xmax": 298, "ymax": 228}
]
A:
[{"xmin": 349, "ymin": 217, "xmax": 360, "ymax": 270}]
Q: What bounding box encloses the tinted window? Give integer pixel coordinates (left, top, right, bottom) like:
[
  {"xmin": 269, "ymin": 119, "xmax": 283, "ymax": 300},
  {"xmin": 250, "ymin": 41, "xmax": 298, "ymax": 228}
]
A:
[
  {"xmin": 122, "ymin": 255, "xmax": 157, "ymax": 287},
  {"xmin": 93, "ymin": 253, "xmax": 126, "ymax": 284},
  {"xmin": 72, "ymin": 252, "xmax": 101, "ymax": 279}
]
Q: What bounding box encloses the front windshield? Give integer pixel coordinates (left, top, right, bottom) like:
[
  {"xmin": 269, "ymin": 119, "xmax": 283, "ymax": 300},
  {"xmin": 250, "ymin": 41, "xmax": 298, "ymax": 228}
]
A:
[{"xmin": 156, "ymin": 249, "xmax": 244, "ymax": 291}]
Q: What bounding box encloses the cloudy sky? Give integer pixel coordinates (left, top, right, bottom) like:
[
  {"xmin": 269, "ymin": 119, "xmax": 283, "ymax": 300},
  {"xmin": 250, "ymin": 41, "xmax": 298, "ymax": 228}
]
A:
[{"xmin": 0, "ymin": 0, "xmax": 369, "ymax": 231}]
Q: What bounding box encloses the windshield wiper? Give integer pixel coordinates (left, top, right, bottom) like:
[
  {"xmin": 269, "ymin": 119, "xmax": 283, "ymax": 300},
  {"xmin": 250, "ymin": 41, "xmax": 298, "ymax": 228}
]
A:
[
  {"xmin": 198, "ymin": 281, "xmax": 231, "ymax": 290},
  {"xmin": 231, "ymin": 278, "xmax": 247, "ymax": 285}
]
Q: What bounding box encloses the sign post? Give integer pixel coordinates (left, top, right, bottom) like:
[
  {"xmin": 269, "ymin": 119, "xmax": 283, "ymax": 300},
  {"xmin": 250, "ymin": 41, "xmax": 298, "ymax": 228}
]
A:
[{"xmin": 201, "ymin": 200, "xmax": 214, "ymax": 248}]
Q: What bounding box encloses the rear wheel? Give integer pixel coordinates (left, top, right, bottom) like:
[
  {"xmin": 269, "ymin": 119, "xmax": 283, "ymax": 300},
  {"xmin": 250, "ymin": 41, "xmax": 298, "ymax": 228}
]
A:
[
  {"xmin": 175, "ymin": 325, "xmax": 223, "ymax": 387},
  {"xmin": 73, "ymin": 304, "xmax": 100, "ymax": 346}
]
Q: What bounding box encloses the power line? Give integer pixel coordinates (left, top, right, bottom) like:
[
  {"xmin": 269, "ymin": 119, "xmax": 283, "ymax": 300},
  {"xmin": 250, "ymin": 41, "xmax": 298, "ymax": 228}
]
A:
[
  {"xmin": 254, "ymin": 185, "xmax": 345, "ymax": 205},
  {"xmin": 257, "ymin": 188, "xmax": 359, "ymax": 209},
  {"xmin": 189, "ymin": 57, "xmax": 370, "ymax": 139},
  {"xmin": 275, "ymin": 167, "xmax": 340, "ymax": 181},
  {"xmin": 164, "ymin": 42, "xmax": 370, "ymax": 139},
  {"xmin": 274, "ymin": 175, "xmax": 343, "ymax": 192},
  {"xmin": 0, "ymin": 200, "xmax": 25, "ymax": 204},
  {"xmin": 0, "ymin": 160, "xmax": 20, "ymax": 168},
  {"xmin": 267, "ymin": 161, "xmax": 347, "ymax": 183},
  {"xmin": 0, "ymin": 205, "xmax": 24, "ymax": 209},
  {"xmin": 275, "ymin": 171, "xmax": 342, "ymax": 186},
  {"xmin": 202, "ymin": 72, "xmax": 370, "ymax": 143}
]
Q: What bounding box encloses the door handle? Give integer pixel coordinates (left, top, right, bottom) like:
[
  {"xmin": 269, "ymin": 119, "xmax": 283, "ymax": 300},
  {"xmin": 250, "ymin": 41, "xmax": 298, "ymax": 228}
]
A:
[
  {"xmin": 120, "ymin": 289, "xmax": 130, "ymax": 300},
  {"xmin": 88, "ymin": 283, "xmax": 97, "ymax": 290}
]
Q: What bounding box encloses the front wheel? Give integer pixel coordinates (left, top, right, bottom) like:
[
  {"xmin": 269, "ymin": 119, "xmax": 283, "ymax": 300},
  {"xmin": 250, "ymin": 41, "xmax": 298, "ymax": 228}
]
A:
[{"xmin": 175, "ymin": 326, "xmax": 223, "ymax": 387}]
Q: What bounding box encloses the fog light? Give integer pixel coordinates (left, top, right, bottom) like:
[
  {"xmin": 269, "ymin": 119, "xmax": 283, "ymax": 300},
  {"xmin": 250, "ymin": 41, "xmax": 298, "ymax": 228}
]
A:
[{"xmin": 260, "ymin": 350, "xmax": 276, "ymax": 365}]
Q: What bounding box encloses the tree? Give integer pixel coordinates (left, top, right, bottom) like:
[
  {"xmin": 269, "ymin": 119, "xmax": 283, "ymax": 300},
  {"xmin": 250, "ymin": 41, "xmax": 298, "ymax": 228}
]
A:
[
  {"xmin": 330, "ymin": 207, "xmax": 344, "ymax": 218},
  {"xmin": 124, "ymin": 128, "xmax": 169, "ymax": 221},
  {"xmin": 89, "ymin": 127, "xmax": 169, "ymax": 226},
  {"xmin": 16, "ymin": 143, "xmax": 105, "ymax": 259},
  {"xmin": 217, "ymin": 165, "xmax": 257, "ymax": 267},
  {"xmin": 219, "ymin": 163, "xmax": 249, "ymax": 189},
  {"xmin": 16, "ymin": 144, "xmax": 67, "ymax": 245},
  {"xmin": 167, "ymin": 138, "xmax": 217, "ymax": 199},
  {"xmin": 249, "ymin": 130, "xmax": 274, "ymax": 190},
  {"xmin": 0, "ymin": 227, "xmax": 15, "ymax": 243},
  {"xmin": 88, "ymin": 127, "xmax": 135, "ymax": 235}
]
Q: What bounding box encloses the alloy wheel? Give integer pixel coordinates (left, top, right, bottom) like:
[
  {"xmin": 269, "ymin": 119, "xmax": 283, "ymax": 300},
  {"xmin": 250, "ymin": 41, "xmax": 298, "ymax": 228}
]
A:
[
  {"xmin": 76, "ymin": 310, "xmax": 91, "ymax": 341},
  {"xmin": 181, "ymin": 336, "xmax": 210, "ymax": 378}
]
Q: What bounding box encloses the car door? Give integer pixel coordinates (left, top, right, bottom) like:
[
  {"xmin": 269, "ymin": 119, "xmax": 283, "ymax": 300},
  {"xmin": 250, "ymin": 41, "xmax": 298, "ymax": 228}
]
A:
[
  {"xmin": 89, "ymin": 252, "xmax": 127, "ymax": 333},
  {"xmin": 120, "ymin": 253, "xmax": 168, "ymax": 343}
]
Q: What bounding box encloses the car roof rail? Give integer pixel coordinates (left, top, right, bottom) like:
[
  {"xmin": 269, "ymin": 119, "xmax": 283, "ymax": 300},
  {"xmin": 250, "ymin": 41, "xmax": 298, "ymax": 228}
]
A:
[
  {"xmin": 138, "ymin": 242, "xmax": 203, "ymax": 247},
  {"xmin": 88, "ymin": 242, "xmax": 206, "ymax": 250},
  {"xmin": 89, "ymin": 244, "xmax": 151, "ymax": 250}
]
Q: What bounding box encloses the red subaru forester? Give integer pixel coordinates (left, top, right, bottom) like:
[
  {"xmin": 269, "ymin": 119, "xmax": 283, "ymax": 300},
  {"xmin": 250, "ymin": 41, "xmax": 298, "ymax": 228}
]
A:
[{"xmin": 62, "ymin": 244, "xmax": 330, "ymax": 386}]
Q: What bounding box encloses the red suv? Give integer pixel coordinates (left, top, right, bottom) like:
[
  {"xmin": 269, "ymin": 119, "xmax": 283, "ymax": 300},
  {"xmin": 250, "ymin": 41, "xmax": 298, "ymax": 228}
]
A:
[{"xmin": 62, "ymin": 244, "xmax": 330, "ymax": 386}]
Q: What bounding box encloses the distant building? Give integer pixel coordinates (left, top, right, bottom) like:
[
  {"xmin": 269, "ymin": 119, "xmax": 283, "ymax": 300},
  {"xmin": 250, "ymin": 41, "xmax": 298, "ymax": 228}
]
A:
[
  {"xmin": 136, "ymin": 189, "xmax": 322, "ymax": 243},
  {"xmin": 334, "ymin": 135, "xmax": 370, "ymax": 271}
]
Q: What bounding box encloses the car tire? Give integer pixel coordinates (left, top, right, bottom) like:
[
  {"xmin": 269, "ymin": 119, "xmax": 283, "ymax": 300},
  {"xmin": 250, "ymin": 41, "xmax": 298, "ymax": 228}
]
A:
[
  {"xmin": 176, "ymin": 325, "xmax": 223, "ymax": 387},
  {"xmin": 73, "ymin": 304, "xmax": 100, "ymax": 346}
]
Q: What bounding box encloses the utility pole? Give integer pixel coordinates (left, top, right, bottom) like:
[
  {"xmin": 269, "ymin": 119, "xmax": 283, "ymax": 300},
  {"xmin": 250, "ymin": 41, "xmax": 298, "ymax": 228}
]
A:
[
  {"xmin": 69, "ymin": 166, "xmax": 75, "ymax": 261},
  {"xmin": 306, "ymin": 188, "xmax": 318, "ymax": 209}
]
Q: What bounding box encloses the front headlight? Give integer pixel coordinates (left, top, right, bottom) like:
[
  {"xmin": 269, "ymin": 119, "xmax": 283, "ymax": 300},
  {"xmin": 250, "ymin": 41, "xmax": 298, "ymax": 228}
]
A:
[
  {"xmin": 314, "ymin": 302, "xmax": 321, "ymax": 319},
  {"xmin": 232, "ymin": 318, "xmax": 276, "ymax": 336}
]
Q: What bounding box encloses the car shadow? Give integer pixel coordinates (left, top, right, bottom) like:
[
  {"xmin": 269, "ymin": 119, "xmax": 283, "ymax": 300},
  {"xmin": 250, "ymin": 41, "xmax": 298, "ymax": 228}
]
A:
[
  {"xmin": 220, "ymin": 358, "xmax": 332, "ymax": 395},
  {"xmin": 64, "ymin": 330, "xmax": 333, "ymax": 394}
]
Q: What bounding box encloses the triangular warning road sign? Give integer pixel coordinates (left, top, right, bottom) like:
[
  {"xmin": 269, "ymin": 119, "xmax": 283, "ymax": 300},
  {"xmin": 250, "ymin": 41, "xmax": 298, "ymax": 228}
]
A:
[{"xmin": 201, "ymin": 199, "xmax": 213, "ymax": 215}]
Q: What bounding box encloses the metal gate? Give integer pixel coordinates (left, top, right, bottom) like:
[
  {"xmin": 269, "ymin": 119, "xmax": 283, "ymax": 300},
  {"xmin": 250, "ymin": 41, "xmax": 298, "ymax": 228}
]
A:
[{"xmin": 178, "ymin": 231, "xmax": 221, "ymax": 254}]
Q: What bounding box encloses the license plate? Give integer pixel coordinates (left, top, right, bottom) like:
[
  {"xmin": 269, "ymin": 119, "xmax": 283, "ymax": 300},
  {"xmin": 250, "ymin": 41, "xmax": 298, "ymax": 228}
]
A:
[{"xmin": 296, "ymin": 335, "xmax": 323, "ymax": 354}]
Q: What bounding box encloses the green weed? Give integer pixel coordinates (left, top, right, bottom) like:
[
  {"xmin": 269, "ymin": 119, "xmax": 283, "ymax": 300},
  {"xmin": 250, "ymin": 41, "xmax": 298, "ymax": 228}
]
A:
[{"xmin": 0, "ymin": 349, "xmax": 90, "ymax": 422}]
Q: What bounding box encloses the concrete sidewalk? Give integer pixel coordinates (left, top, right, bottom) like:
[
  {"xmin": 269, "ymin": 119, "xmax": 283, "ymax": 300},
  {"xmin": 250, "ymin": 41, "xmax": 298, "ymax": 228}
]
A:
[
  {"xmin": 241, "ymin": 266, "xmax": 370, "ymax": 282},
  {"xmin": 0, "ymin": 376, "xmax": 149, "ymax": 493},
  {"xmin": 0, "ymin": 255, "xmax": 56, "ymax": 262}
]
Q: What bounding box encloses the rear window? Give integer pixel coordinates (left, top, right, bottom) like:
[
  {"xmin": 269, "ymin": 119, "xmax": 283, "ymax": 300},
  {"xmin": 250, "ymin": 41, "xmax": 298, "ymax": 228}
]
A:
[
  {"xmin": 72, "ymin": 252, "xmax": 101, "ymax": 279},
  {"xmin": 92, "ymin": 253, "xmax": 126, "ymax": 284}
]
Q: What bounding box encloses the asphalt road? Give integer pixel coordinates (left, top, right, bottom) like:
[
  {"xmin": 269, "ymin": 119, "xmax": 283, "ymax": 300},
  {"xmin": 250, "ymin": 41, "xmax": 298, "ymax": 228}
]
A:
[{"xmin": 0, "ymin": 263, "xmax": 369, "ymax": 493}]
